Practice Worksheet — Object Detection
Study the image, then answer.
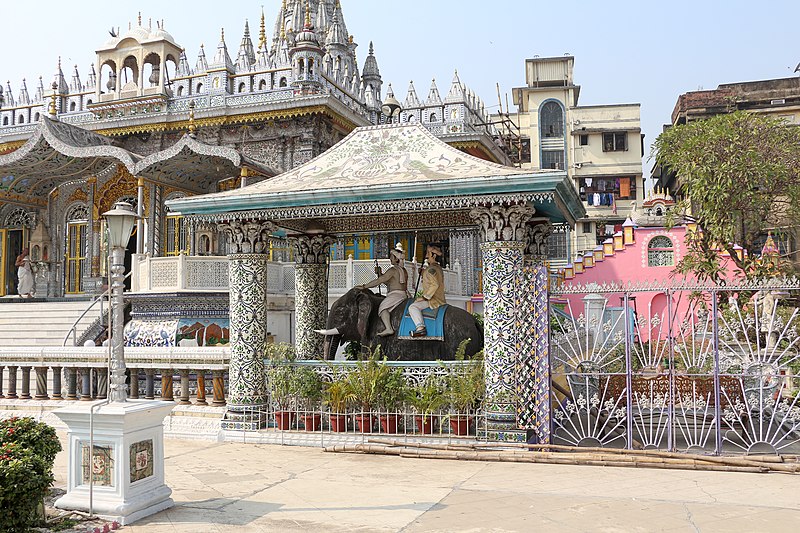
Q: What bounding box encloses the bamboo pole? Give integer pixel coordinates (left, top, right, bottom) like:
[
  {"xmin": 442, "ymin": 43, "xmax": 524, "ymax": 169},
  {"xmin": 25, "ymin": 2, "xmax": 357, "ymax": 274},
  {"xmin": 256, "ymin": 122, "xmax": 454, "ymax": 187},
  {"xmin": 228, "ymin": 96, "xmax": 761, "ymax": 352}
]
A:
[
  {"xmin": 365, "ymin": 438, "xmax": 787, "ymax": 465},
  {"xmin": 324, "ymin": 444, "xmax": 797, "ymax": 474}
]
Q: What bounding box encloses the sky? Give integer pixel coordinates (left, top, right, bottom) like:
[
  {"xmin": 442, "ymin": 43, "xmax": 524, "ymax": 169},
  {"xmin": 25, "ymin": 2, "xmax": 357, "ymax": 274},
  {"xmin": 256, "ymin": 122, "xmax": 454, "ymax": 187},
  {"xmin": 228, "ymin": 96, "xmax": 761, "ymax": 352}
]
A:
[{"xmin": 1, "ymin": 0, "xmax": 798, "ymax": 177}]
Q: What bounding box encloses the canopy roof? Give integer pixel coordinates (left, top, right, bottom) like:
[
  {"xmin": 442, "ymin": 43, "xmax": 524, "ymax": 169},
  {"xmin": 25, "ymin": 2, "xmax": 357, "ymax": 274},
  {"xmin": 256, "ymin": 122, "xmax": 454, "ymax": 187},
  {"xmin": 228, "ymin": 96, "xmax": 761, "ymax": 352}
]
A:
[
  {"xmin": 169, "ymin": 123, "xmax": 585, "ymax": 233},
  {"xmin": 0, "ymin": 117, "xmax": 275, "ymax": 208}
]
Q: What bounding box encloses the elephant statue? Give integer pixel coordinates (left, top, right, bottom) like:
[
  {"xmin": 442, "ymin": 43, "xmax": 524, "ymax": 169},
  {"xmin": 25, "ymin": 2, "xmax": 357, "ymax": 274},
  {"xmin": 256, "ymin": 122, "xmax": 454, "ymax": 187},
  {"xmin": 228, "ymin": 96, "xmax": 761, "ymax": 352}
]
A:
[{"xmin": 319, "ymin": 287, "xmax": 483, "ymax": 361}]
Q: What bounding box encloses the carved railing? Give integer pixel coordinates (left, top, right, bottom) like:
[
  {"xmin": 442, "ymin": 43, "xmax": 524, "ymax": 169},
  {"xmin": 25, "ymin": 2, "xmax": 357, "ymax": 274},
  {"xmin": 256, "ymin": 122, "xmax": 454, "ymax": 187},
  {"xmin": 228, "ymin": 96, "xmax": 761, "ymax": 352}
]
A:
[
  {"xmin": 0, "ymin": 347, "xmax": 229, "ymax": 406},
  {"xmin": 132, "ymin": 255, "xmax": 467, "ymax": 296}
]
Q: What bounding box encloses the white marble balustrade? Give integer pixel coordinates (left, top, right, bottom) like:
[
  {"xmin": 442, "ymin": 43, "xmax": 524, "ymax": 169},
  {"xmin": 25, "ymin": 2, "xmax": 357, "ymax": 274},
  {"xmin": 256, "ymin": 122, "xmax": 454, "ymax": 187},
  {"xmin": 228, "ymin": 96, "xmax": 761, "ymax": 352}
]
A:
[{"xmin": 132, "ymin": 254, "xmax": 467, "ymax": 297}]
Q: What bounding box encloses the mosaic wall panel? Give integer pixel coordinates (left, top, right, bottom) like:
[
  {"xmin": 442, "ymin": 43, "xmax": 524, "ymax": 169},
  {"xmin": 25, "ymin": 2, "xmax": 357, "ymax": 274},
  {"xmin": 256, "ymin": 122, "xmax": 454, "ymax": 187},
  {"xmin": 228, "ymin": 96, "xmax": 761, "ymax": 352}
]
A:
[
  {"xmin": 125, "ymin": 320, "xmax": 179, "ymax": 347},
  {"xmin": 176, "ymin": 318, "xmax": 230, "ymax": 347},
  {"xmin": 517, "ymin": 260, "xmax": 551, "ymax": 443},
  {"xmin": 480, "ymin": 241, "xmax": 525, "ymax": 429},
  {"xmin": 295, "ymin": 264, "xmax": 328, "ymax": 359},
  {"xmin": 129, "ymin": 439, "xmax": 154, "ymax": 483},
  {"xmin": 81, "ymin": 443, "xmax": 114, "ymax": 486},
  {"xmin": 227, "ymin": 254, "xmax": 268, "ymax": 409}
]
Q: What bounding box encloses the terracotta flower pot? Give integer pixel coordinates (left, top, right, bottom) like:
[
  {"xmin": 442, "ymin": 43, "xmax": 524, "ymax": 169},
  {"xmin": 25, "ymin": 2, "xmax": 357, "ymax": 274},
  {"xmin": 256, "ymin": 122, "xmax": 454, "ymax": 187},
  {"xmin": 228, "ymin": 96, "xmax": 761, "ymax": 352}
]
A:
[
  {"xmin": 275, "ymin": 410, "xmax": 295, "ymax": 430},
  {"xmin": 448, "ymin": 415, "xmax": 473, "ymax": 436},
  {"xmin": 329, "ymin": 413, "xmax": 348, "ymax": 432},
  {"xmin": 414, "ymin": 414, "xmax": 435, "ymax": 435},
  {"xmin": 354, "ymin": 413, "xmax": 374, "ymax": 433},
  {"xmin": 301, "ymin": 413, "xmax": 322, "ymax": 431},
  {"xmin": 379, "ymin": 414, "xmax": 399, "ymax": 434}
]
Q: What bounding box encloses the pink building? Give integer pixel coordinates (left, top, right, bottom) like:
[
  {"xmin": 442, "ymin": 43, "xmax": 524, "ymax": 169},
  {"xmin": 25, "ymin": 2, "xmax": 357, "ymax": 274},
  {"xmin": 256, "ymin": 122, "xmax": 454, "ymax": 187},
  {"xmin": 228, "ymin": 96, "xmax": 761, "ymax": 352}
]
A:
[{"xmin": 555, "ymin": 191, "xmax": 742, "ymax": 341}]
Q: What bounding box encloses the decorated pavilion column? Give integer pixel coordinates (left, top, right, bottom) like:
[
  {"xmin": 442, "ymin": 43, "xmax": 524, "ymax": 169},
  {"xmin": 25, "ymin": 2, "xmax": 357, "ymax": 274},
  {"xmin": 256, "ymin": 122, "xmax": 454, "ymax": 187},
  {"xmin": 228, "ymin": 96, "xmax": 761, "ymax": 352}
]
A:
[
  {"xmin": 470, "ymin": 202, "xmax": 534, "ymax": 442},
  {"xmin": 517, "ymin": 220, "xmax": 553, "ymax": 444},
  {"xmin": 219, "ymin": 218, "xmax": 275, "ymax": 430},
  {"xmin": 290, "ymin": 235, "xmax": 335, "ymax": 359}
]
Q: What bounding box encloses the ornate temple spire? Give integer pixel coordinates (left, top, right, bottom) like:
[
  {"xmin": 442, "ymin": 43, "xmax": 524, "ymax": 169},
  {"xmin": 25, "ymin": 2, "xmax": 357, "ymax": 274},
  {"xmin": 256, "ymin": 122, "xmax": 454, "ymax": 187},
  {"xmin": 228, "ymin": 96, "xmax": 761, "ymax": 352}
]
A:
[
  {"xmin": 362, "ymin": 41, "xmax": 380, "ymax": 78},
  {"xmin": 87, "ymin": 64, "xmax": 97, "ymax": 89},
  {"xmin": 4, "ymin": 81, "xmax": 14, "ymax": 107},
  {"xmin": 18, "ymin": 78, "xmax": 29, "ymax": 105},
  {"xmin": 53, "ymin": 57, "xmax": 69, "ymax": 94},
  {"xmin": 334, "ymin": 0, "xmax": 348, "ymax": 42},
  {"xmin": 325, "ymin": 7, "xmax": 347, "ymax": 47},
  {"xmin": 404, "ymin": 80, "xmax": 421, "ymax": 108},
  {"xmin": 177, "ymin": 49, "xmax": 191, "ymax": 76},
  {"xmin": 444, "ymin": 70, "xmax": 466, "ymax": 103},
  {"xmin": 425, "ymin": 78, "xmax": 442, "ymax": 106},
  {"xmin": 291, "ymin": 0, "xmax": 305, "ymax": 35},
  {"xmin": 196, "ymin": 44, "xmax": 208, "ymax": 73},
  {"xmin": 70, "ymin": 65, "xmax": 82, "ymax": 92},
  {"xmin": 211, "ymin": 28, "xmax": 235, "ymax": 71},
  {"xmin": 315, "ymin": 0, "xmax": 329, "ymax": 35},
  {"xmin": 236, "ymin": 20, "xmax": 256, "ymax": 72},
  {"xmin": 35, "ymin": 76, "xmax": 44, "ymax": 101}
]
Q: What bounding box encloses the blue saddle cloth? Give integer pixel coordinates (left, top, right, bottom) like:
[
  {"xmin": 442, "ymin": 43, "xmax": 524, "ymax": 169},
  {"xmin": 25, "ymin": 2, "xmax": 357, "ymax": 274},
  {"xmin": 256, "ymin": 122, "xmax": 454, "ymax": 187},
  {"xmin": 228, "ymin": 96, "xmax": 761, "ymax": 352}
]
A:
[{"xmin": 397, "ymin": 302, "xmax": 447, "ymax": 341}]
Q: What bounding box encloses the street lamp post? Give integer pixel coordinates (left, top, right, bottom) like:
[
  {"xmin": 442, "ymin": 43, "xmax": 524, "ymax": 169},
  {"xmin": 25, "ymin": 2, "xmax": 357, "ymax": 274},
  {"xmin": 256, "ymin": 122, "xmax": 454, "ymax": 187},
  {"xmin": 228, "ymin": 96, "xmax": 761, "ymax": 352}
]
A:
[
  {"xmin": 54, "ymin": 200, "xmax": 174, "ymax": 525},
  {"xmin": 101, "ymin": 201, "xmax": 139, "ymax": 403},
  {"xmin": 381, "ymin": 88, "xmax": 402, "ymax": 124}
]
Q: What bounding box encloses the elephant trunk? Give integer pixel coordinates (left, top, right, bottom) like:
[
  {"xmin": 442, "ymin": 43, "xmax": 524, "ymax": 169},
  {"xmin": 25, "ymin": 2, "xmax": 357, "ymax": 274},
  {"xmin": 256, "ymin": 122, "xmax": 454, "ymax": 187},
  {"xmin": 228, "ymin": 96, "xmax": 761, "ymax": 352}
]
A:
[{"xmin": 324, "ymin": 334, "xmax": 342, "ymax": 360}]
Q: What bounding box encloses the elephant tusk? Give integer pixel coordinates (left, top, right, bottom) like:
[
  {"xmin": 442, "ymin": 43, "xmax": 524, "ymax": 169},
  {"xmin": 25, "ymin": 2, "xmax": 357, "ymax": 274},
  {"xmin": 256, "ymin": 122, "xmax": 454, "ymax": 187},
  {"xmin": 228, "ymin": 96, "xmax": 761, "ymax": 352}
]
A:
[{"xmin": 313, "ymin": 328, "xmax": 340, "ymax": 336}]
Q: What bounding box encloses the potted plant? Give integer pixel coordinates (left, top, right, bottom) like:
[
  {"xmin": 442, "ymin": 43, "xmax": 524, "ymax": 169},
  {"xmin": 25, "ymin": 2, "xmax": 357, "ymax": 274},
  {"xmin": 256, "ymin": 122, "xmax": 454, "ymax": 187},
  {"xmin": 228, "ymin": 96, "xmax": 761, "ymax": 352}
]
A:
[
  {"xmin": 407, "ymin": 375, "xmax": 446, "ymax": 434},
  {"xmin": 266, "ymin": 343, "xmax": 298, "ymax": 430},
  {"xmin": 324, "ymin": 376, "xmax": 350, "ymax": 432},
  {"xmin": 295, "ymin": 366, "xmax": 323, "ymax": 431},
  {"xmin": 376, "ymin": 368, "xmax": 406, "ymax": 434},
  {"xmin": 344, "ymin": 348, "xmax": 390, "ymax": 433},
  {"xmin": 445, "ymin": 344, "xmax": 484, "ymax": 436}
]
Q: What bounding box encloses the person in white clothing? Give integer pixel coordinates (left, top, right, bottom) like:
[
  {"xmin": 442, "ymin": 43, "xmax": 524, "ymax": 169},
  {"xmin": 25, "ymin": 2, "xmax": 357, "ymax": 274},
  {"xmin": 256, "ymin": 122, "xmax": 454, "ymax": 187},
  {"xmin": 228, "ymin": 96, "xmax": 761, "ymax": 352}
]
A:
[
  {"xmin": 15, "ymin": 248, "xmax": 34, "ymax": 298},
  {"xmin": 356, "ymin": 243, "xmax": 408, "ymax": 337}
]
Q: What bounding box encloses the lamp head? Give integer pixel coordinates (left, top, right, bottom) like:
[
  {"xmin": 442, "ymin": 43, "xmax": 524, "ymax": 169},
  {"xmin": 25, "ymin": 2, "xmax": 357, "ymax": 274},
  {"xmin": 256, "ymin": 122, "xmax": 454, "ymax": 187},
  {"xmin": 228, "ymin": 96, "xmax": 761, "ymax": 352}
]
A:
[
  {"xmin": 102, "ymin": 201, "xmax": 140, "ymax": 249},
  {"xmin": 381, "ymin": 94, "xmax": 402, "ymax": 121}
]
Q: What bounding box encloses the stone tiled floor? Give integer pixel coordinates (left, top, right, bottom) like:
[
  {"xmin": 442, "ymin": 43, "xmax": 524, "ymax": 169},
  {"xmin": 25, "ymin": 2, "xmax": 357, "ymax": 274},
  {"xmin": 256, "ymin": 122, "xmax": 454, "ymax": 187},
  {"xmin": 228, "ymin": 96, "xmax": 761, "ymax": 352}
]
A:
[{"xmin": 51, "ymin": 436, "xmax": 800, "ymax": 532}]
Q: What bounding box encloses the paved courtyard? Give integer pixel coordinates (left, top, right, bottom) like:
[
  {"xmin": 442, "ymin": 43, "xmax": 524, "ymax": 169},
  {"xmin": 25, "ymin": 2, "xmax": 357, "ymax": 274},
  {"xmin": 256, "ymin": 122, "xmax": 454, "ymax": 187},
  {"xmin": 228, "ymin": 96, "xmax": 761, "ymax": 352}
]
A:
[{"xmin": 51, "ymin": 434, "xmax": 799, "ymax": 532}]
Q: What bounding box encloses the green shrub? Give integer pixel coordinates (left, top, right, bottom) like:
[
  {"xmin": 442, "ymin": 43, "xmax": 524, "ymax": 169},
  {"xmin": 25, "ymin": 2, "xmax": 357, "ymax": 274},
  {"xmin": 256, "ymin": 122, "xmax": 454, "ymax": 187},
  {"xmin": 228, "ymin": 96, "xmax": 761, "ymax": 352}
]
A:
[{"xmin": 0, "ymin": 417, "xmax": 62, "ymax": 532}]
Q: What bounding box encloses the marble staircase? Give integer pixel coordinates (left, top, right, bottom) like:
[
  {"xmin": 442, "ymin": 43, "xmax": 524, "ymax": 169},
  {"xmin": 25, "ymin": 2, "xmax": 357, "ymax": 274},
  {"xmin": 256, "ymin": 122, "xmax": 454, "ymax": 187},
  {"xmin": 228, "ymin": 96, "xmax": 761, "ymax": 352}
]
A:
[{"xmin": 0, "ymin": 299, "xmax": 104, "ymax": 347}]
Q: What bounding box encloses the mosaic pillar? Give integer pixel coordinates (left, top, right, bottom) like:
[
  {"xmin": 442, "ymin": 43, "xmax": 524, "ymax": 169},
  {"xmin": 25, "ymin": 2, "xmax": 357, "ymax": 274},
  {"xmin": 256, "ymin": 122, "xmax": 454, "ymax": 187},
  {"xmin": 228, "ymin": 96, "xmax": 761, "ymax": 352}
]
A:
[
  {"xmin": 291, "ymin": 234, "xmax": 334, "ymax": 360},
  {"xmin": 217, "ymin": 217, "xmax": 276, "ymax": 429},
  {"xmin": 516, "ymin": 221, "xmax": 553, "ymax": 443},
  {"xmin": 86, "ymin": 176, "xmax": 98, "ymax": 278},
  {"xmin": 471, "ymin": 203, "xmax": 534, "ymax": 442}
]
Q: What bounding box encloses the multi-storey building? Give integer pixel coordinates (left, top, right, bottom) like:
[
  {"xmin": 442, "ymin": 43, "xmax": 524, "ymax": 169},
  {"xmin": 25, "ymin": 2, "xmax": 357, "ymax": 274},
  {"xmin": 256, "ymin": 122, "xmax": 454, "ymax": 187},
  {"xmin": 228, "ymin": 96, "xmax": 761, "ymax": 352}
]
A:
[
  {"xmin": 500, "ymin": 56, "xmax": 644, "ymax": 265},
  {"xmin": 652, "ymin": 76, "xmax": 800, "ymax": 260}
]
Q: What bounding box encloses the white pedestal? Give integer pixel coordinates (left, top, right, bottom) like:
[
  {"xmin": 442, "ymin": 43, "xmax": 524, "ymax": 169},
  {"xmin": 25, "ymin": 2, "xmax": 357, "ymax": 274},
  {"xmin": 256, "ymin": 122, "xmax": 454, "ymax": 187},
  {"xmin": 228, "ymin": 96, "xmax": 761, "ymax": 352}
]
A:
[{"xmin": 53, "ymin": 400, "xmax": 175, "ymax": 525}]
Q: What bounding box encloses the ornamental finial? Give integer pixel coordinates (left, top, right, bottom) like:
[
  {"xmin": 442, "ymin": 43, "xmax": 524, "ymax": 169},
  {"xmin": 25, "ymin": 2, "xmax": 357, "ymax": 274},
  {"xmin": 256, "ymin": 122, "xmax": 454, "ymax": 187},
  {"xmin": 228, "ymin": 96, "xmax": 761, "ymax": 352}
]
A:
[
  {"xmin": 305, "ymin": 1, "xmax": 312, "ymax": 28},
  {"xmin": 259, "ymin": 6, "xmax": 267, "ymax": 49},
  {"xmin": 188, "ymin": 100, "xmax": 196, "ymax": 137}
]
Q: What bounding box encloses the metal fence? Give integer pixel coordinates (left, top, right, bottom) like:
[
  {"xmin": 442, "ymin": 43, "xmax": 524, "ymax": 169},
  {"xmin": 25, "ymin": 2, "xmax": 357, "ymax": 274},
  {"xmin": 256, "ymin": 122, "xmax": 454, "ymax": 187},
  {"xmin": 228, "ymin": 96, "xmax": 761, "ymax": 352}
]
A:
[
  {"xmin": 550, "ymin": 280, "xmax": 800, "ymax": 456},
  {"xmin": 223, "ymin": 361, "xmax": 487, "ymax": 445}
]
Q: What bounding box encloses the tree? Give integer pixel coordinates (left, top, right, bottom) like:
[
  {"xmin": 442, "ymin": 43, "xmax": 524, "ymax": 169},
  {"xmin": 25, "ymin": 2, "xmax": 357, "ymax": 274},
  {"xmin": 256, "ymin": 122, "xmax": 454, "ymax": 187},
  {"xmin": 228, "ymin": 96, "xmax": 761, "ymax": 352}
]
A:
[{"xmin": 653, "ymin": 111, "xmax": 800, "ymax": 281}]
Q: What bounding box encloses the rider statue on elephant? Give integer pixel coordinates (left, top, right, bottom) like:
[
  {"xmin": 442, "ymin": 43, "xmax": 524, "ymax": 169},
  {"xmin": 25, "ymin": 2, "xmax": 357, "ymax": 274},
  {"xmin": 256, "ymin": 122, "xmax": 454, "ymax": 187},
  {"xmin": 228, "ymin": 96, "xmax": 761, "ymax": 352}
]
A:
[{"xmin": 355, "ymin": 243, "xmax": 408, "ymax": 337}]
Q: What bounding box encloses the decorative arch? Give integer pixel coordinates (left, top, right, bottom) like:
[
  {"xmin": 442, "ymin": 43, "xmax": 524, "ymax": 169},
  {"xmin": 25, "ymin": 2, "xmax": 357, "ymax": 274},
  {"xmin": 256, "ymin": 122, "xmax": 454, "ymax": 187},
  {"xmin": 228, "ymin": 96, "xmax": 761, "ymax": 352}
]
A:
[
  {"xmin": 3, "ymin": 207, "xmax": 35, "ymax": 228},
  {"xmin": 95, "ymin": 165, "xmax": 149, "ymax": 218},
  {"xmin": 539, "ymin": 100, "xmax": 564, "ymax": 139},
  {"xmin": 65, "ymin": 203, "xmax": 89, "ymax": 222},
  {"xmin": 647, "ymin": 235, "xmax": 675, "ymax": 267},
  {"xmin": 258, "ymin": 79, "xmax": 267, "ymax": 90}
]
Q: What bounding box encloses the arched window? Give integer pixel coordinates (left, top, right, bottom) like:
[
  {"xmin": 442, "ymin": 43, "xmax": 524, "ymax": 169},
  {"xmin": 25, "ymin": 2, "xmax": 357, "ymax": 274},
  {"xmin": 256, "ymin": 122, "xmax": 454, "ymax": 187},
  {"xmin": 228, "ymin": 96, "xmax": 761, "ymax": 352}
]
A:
[
  {"xmin": 647, "ymin": 236, "xmax": 674, "ymax": 267},
  {"xmin": 279, "ymin": 77, "xmax": 287, "ymax": 88},
  {"xmin": 18, "ymin": 115, "xmax": 25, "ymax": 124},
  {"xmin": 259, "ymin": 79, "xmax": 267, "ymax": 90},
  {"xmin": 86, "ymin": 100, "xmax": 92, "ymax": 106},
  {"xmin": 540, "ymin": 101, "xmax": 564, "ymax": 138},
  {"xmin": 238, "ymin": 82, "xmax": 246, "ymax": 93},
  {"xmin": 196, "ymin": 82, "xmax": 204, "ymax": 93},
  {"xmin": 2, "ymin": 117, "xmax": 7, "ymax": 126},
  {"xmin": 177, "ymin": 86, "xmax": 184, "ymax": 96},
  {"xmin": 70, "ymin": 102, "xmax": 76, "ymax": 111},
  {"xmin": 429, "ymin": 113, "xmax": 437, "ymax": 122},
  {"xmin": 34, "ymin": 113, "xmax": 40, "ymax": 122}
]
